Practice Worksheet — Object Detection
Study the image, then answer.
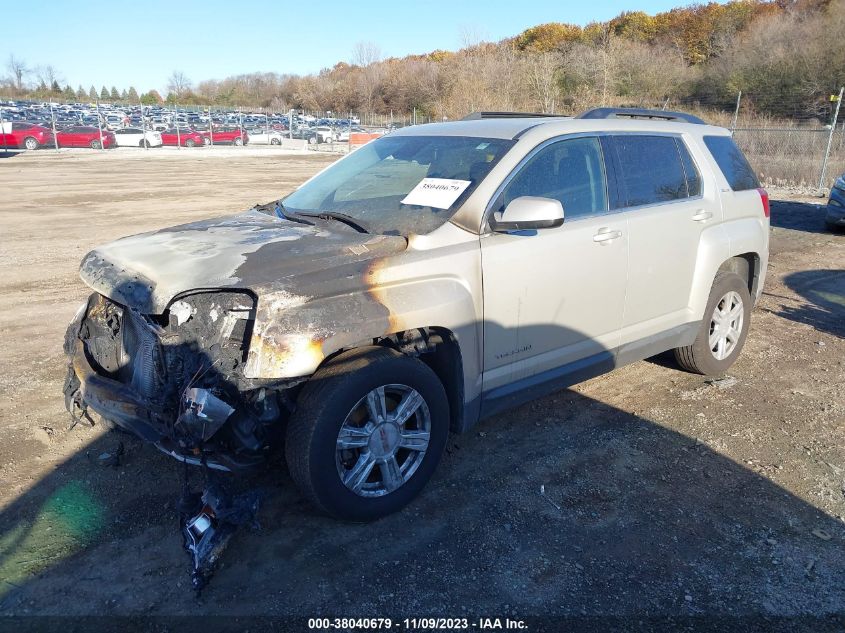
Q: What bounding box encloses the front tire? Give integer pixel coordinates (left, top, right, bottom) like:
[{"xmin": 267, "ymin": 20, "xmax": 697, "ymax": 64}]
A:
[
  {"xmin": 24, "ymin": 137, "xmax": 38, "ymax": 150},
  {"xmin": 286, "ymin": 347, "xmax": 449, "ymax": 521},
  {"xmin": 674, "ymin": 271, "xmax": 751, "ymax": 375},
  {"xmin": 233, "ymin": 136, "xmax": 243, "ymax": 146},
  {"xmin": 185, "ymin": 138, "xmax": 196, "ymax": 148},
  {"xmin": 270, "ymin": 137, "xmax": 280, "ymax": 145},
  {"xmin": 90, "ymin": 140, "xmax": 101, "ymax": 149}
]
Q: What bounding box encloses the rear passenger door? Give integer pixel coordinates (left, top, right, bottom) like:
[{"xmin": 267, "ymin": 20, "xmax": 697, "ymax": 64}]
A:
[{"xmin": 609, "ymin": 134, "xmax": 715, "ymax": 348}]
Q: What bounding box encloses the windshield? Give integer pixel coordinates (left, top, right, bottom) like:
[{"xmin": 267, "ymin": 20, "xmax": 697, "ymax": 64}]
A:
[{"xmin": 283, "ymin": 135, "xmax": 514, "ymax": 235}]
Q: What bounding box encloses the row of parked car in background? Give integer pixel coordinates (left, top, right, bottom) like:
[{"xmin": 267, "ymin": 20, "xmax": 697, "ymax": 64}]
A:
[{"xmin": 0, "ymin": 99, "xmax": 382, "ymax": 150}]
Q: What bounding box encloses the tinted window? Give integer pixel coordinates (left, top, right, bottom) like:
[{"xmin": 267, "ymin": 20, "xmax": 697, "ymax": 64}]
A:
[
  {"xmin": 499, "ymin": 137, "xmax": 608, "ymax": 220},
  {"xmin": 704, "ymin": 135, "xmax": 759, "ymax": 191},
  {"xmin": 614, "ymin": 135, "xmax": 687, "ymax": 206},
  {"xmin": 675, "ymin": 138, "xmax": 702, "ymax": 197}
]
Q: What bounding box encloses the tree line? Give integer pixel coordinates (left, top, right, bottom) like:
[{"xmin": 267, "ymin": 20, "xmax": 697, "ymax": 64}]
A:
[{"xmin": 3, "ymin": 0, "xmax": 843, "ymax": 121}]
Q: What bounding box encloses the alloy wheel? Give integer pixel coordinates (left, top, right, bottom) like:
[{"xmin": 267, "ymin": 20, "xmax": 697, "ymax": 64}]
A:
[{"xmin": 335, "ymin": 384, "xmax": 431, "ymax": 498}]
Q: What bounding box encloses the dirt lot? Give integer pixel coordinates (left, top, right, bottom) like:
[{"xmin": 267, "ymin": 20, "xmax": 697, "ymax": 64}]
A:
[{"xmin": 0, "ymin": 149, "xmax": 843, "ymax": 627}]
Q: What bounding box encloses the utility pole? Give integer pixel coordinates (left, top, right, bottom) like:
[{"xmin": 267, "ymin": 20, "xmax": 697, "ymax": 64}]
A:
[{"xmin": 818, "ymin": 86, "xmax": 844, "ymax": 191}]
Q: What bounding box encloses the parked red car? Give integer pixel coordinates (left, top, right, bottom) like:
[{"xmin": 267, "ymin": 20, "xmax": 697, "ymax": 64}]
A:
[
  {"xmin": 0, "ymin": 132, "xmax": 19, "ymax": 149},
  {"xmin": 56, "ymin": 126, "xmax": 116, "ymax": 149},
  {"xmin": 160, "ymin": 129, "xmax": 205, "ymax": 147},
  {"xmin": 198, "ymin": 127, "xmax": 248, "ymax": 146},
  {"xmin": 3, "ymin": 122, "xmax": 55, "ymax": 150}
]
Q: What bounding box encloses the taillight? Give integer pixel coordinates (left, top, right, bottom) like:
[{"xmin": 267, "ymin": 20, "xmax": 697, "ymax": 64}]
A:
[{"xmin": 757, "ymin": 187, "xmax": 770, "ymax": 218}]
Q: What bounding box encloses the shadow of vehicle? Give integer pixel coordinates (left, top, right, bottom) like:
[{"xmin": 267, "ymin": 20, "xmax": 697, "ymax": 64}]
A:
[
  {"xmin": 769, "ymin": 200, "xmax": 832, "ymax": 235},
  {"xmin": 778, "ymin": 270, "xmax": 845, "ymax": 338},
  {"xmin": 1, "ymin": 317, "xmax": 844, "ymax": 627}
]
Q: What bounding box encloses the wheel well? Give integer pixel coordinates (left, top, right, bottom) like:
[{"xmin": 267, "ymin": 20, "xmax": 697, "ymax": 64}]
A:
[
  {"xmin": 718, "ymin": 253, "xmax": 760, "ymax": 298},
  {"xmin": 306, "ymin": 327, "xmax": 466, "ymax": 433},
  {"xmin": 338, "ymin": 328, "xmax": 466, "ymax": 433}
]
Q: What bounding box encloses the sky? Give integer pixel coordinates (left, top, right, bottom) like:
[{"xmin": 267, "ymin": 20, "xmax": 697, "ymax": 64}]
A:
[{"xmin": 4, "ymin": 0, "xmax": 719, "ymax": 95}]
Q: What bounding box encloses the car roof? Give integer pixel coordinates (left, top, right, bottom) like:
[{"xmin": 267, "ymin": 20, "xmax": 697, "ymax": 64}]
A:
[{"xmin": 390, "ymin": 115, "xmax": 730, "ymax": 141}]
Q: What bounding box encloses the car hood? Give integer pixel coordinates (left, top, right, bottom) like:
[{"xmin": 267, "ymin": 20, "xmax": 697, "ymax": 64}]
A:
[{"xmin": 79, "ymin": 209, "xmax": 407, "ymax": 314}]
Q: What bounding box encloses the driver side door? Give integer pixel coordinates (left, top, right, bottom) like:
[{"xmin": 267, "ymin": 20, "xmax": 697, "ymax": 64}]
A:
[{"xmin": 480, "ymin": 135, "xmax": 628, "ymax": 405}]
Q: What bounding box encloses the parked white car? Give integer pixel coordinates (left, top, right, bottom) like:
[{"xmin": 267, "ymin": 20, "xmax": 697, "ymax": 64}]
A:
[
  {"xmin": 247, "ymin": 129, "xmax": 285, "ymax": 145},
  {"xmin": 313, "ymin": 126, "xmax": 335, "ymax": 143},
  {"xmin": 112, "ymin": 127, "xmax": 163, "ymax": 148}
]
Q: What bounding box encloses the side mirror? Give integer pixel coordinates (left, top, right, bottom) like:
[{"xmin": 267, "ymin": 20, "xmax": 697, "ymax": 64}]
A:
[{"xmin": 490, "ymin": 196, "xmax": 564, "ymax": 232}]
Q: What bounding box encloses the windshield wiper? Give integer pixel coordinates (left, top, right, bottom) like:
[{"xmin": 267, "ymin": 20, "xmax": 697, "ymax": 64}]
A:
[
  {"xmin": 298, "ymin": 211, "xmax": 372, "ymax": 234},
  {"xmin": 254, "ymin": 199, "xmax": 315, "ymax": 226}
]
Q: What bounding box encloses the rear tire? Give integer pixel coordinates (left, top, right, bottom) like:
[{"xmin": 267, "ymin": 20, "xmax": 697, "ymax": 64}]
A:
[
  {"xmin": 286, "ymin": 346, "xmax": 449, "ymax": 521},
  {"xmin": 674, "ymin": 271, "xmax": 751, "ymax": 375},
  {"xmin": 185, "ymin": 139, "xmax": 195, "ymax": 148},
  {"xmin": 24, "ymin": 137, "xmax": 38, "ymax": 150},
  {"xmin": 234, "ymin": 136, "xmax": 243, "ymax": 146},
  {"xmin": 270, "ymin": 138, "xmax": 280, "ymax": 145},
  {"xmin": 90, "ymin": 140, "xmax": 101, "ymax": 149}
]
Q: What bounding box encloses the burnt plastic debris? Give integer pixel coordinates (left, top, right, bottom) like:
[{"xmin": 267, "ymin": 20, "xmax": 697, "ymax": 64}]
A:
[{"xmin": 181, "ymin": 481, "xmax": 261, "ymax": 592}]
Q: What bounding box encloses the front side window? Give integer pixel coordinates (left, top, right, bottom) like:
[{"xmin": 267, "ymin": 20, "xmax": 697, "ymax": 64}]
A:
[
  {"xmin": 283, "ymin": 135, "xmax": 514, "ymax": 235},
  {"xmin": 613, "ymin": 135, "xmax": 688, "ymax": 207},
  {"xmin": 496, "ymin": 136, "xmax": 608, "ymax": 220}
]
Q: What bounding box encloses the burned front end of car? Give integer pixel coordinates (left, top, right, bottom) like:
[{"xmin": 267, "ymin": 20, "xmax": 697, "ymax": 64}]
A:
[{"xmin": 64, "ymin": 291, "xmax": 294, "ymax": 471}]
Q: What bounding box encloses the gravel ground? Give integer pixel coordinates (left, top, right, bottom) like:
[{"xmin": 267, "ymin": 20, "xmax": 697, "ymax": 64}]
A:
[{"xmin": 0, "ymin": 151, "xmax": 843, "ymax": 629}]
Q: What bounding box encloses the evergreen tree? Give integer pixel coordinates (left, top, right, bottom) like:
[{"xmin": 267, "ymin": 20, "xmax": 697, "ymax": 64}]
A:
[
  {"xmin": 100, "ymin": 86, "xmax": 109, "ymax": 100},
  {"xmin": 89, "ymin": 85, "xmax": 97, "ymax": 100},
  {"xmin": 51, "ymin": 80, "xmax": 61, "ymax": 94},
  {"xmin": 77, "ymin": 85, "xmax": 86, "ymax": 100},
  {"xmin": 110, "ymin": 86, "xmax": 120, "ymax": 100},
  {"xmin": 63, "ymin": 85, "xmax": 76, "ymax": 100},
  {"xmin": 127, "ymin": 86, "xmax": 139, "ymax": 102}
]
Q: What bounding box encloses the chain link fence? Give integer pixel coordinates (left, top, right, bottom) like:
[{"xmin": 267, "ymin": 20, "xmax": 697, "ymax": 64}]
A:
[{"xmin": 732, "ymin": 125, "xmax": 845, "ymax": 189}]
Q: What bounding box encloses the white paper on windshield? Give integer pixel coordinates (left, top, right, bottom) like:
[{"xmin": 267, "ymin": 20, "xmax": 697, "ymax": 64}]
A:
[{"xmin": 401, "ymin": 178, "xmax": 472, "ymax": 210}]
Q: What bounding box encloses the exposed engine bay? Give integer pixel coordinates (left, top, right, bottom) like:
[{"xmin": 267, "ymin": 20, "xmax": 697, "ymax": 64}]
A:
[{"xmin": 64, "ymin": 291, "xmax": 298, "ymax": 472}]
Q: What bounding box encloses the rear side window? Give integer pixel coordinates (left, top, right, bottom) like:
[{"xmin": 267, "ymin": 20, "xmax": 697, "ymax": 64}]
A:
[
  {"xmin": 613, "ymin": 135, "xmax": 688, "ymax": 207},
  {"xmin": 703, "ymin": 135, "xmax": 759, "ymax": 191}
]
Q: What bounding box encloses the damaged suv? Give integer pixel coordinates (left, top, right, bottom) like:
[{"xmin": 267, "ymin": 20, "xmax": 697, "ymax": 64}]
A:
[{"xmin": 65, "ymin": 108, "xmax": 769, "ymax": 521}]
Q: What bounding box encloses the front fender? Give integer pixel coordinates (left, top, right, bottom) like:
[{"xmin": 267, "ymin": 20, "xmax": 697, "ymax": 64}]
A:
[{"xmin": 243, "ymin": 277, "xmax": 481, "ymax": 389}]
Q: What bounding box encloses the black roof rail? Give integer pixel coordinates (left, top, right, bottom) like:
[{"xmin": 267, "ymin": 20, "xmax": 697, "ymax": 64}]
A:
[
  {"xmin": 462, "ymin": 111, "xmax": 566, "ymax": 120},
  {"xmin": 576, "ymin": 107, "xmax": 705, "ymax": 125}
]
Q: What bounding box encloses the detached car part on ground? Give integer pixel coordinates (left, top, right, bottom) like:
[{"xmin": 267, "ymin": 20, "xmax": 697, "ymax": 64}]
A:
[{"xmin": 64, "ymin": 108, "xmax": 770, "ymax": 525}]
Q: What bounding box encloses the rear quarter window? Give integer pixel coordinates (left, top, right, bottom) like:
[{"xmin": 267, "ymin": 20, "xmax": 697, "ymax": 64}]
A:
[{"xmin": 703, "ymin": 135, "xmax": 759, "ymax": 191}]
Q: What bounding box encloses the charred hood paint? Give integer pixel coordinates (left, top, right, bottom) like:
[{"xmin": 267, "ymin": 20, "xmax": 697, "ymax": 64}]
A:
[{"xmin": 80, "ymin": 210, "xmax": 407, "ymax": 314}]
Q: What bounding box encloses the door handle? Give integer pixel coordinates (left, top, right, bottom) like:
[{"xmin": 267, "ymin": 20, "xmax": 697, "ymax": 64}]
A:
[
  {"xmin": 593, "ymin": 228, "xmax": 622, "ymax": 244},
  {"xmin": 692, "ymin": 209, "xmax": 713, "ymax": 222}
]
